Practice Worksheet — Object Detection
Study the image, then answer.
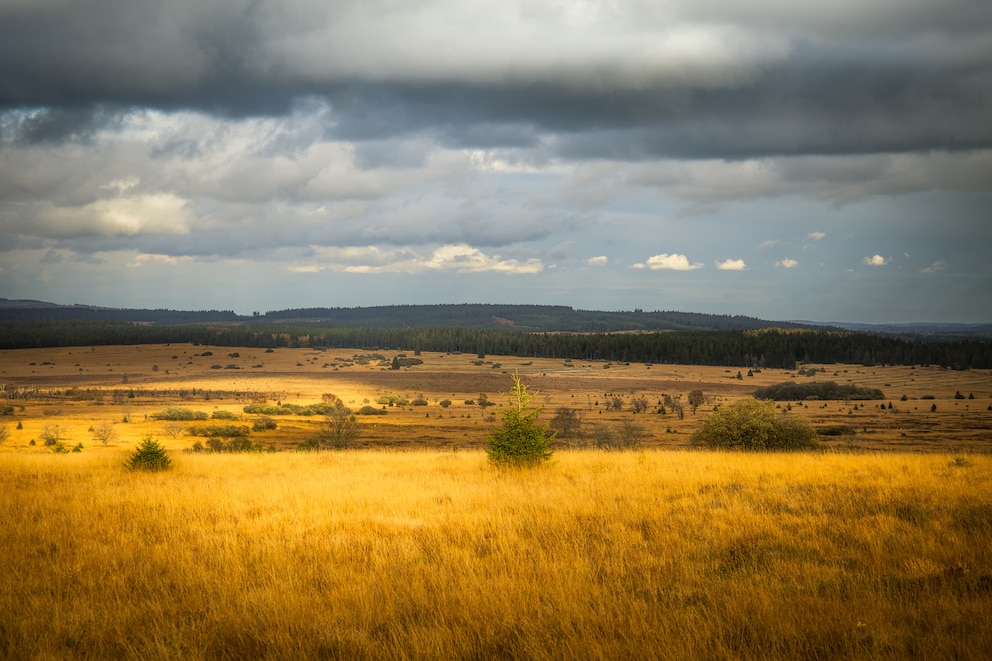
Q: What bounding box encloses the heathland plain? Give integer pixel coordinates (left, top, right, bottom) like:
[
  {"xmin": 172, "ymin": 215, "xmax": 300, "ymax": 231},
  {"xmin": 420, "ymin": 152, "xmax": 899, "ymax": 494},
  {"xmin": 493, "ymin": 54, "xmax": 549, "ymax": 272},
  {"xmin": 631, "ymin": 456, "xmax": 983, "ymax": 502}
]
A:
[{"xmin": 1, "ymin": 344, "xmax": 991, "ymax": 659}]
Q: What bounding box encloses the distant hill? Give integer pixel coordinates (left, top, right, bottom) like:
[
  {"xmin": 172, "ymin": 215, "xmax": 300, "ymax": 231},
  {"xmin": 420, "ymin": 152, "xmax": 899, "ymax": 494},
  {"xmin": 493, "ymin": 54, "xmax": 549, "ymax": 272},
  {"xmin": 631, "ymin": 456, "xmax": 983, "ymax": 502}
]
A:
[
  {"xmin": 0, "ymin": 299, "xmax": 241, "ymax": 324},
  {"xmin": 4, "ymin": 299, "xmax": 989, "ymax": 339},
  {"xmin": 791, "ymin": 320, "xmax": 992, "ymax": 341},
  {"xmin": 257, "ymin": 304, "xmax": 824, "ymax": 332},
  {"xmin": 0, "ymin": 299, "xmax": 819, "ymax": 332}
]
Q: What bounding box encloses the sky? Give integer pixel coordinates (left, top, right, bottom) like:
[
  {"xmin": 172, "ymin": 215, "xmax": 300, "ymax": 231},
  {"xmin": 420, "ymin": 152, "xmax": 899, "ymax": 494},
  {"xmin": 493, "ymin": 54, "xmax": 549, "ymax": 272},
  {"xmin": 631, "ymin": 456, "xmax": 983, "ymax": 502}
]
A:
[{"xmin": 1, "ymin": 0, "xmax": 990, "ymax": 323}]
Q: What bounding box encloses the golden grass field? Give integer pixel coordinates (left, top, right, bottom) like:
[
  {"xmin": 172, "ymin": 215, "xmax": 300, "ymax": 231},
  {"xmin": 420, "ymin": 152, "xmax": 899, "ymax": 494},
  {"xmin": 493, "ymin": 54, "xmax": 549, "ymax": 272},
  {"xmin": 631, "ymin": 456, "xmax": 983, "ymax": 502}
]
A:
[{"xmin": 1, "ymin": 344, "xmax": 992, "ymax": 658}]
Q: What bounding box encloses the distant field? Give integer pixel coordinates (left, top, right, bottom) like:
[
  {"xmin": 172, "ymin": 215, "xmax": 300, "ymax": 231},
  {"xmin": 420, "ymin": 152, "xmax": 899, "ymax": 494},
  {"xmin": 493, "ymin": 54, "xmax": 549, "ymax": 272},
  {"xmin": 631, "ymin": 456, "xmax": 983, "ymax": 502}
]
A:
[{"xmin": 1, "ymin": 344, "xmax": 991, "ymax": 453}]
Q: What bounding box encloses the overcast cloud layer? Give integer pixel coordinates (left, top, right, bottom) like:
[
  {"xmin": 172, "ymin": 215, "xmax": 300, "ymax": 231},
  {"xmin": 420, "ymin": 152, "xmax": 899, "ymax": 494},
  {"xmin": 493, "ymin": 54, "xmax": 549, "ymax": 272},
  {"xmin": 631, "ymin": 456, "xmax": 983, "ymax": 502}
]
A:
[{"xmin": 1, "ymin": 0, "xmax": 990, "ymax": 322}]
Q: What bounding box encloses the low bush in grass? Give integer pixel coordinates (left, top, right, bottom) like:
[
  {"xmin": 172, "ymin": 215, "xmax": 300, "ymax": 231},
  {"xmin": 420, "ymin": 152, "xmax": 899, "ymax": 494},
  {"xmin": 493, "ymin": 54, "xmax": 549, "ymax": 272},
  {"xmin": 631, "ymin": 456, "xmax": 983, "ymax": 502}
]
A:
[
  {"xmin": 356, "ymin": 406, "xmax": 387, "ymax": 416},
  {"xmin": 692, "ymin": 398, "xmax": 822, "ymax": 451},
  {"xmin": 817, "ymin": 425, "xmax": 857, "ymax": 437},
  {"xmin": 153, "ymin": 407, "xmax": 208, "ymax": 421},
  {"xmin": 189, "ymin": 437, "xmax": 264, "ymax": 453},
  {"xmin": 754, "ymin": 381, "xmax": 884, "ymax": 401},
  {"xmin": 187, "ymin": 424, "xmax": 251, "ymax": 438},
  {"xmin": 243, "ymin": 402, "xmax": 350, "ymax": 416}
]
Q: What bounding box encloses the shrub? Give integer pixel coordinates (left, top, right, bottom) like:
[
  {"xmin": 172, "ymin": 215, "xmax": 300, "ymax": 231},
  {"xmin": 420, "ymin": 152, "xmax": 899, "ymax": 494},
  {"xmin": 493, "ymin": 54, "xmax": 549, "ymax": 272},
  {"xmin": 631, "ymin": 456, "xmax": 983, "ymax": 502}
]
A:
[
  {"xmin": 817, "ymin": 425, "xmax": 856, "ymax": 437},
  {"xmin": 298, "ymin": 409, "xmax": 360, "ymax": 451},
  {"xmin": 211, "ymin": 410, "xmax": 240, "ymax": 420},
  {"xmin": 549, "ymin": 407, "xmax": 581, "ymax": 441},
  {"xmin": 187, "ymin": 424, "xmax": 251, "ymax": 438},
  {"xmin": 590, "ymin": 420, "xmax": 644, "ymax": 449},
  {"xmin": 356, "ymin": 405, "xmax": 387, "ymax": 416},
  {"xmin": 126, "ymin": 436, "xmax": 172, "ymax": 471},
  {"xmin": 486, "ymin": 373, "xmax": 553, "ymax": 467},
  {"xmin": 40, "ymin": 424, "xmax": 65, "ymax": 446},
  {"xmin": 252, "ymin": 417, "xmax": 277, "ymax": 431},
  {"xmin": 691, "ymin": 398, "xmax": 822, "ymax": 451},
  {"xmin": 754, "ymin": 382, "xmax": 884, "ymax": 401},
  {"xmin": 153, "ymin": 407, "xmax": 208, "ymax": 421}
]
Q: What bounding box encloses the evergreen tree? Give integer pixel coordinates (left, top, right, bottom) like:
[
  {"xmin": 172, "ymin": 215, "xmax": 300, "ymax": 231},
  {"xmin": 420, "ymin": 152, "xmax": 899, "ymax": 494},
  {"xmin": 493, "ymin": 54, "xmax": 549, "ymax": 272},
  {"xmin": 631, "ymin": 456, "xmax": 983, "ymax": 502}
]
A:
[{"xmin": 486, "ymin": 372, "xmax": 554, "ymax": 467}]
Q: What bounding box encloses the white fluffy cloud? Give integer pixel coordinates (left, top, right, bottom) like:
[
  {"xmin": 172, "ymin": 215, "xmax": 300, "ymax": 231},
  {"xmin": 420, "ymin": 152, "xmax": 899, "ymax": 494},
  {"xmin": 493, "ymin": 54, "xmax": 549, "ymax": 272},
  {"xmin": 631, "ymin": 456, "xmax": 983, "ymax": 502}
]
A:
[
  {"xmin": 291, "ymin": 244, "xmax": 543, "ymax": 275},
  {"xmin": 777, "ymin": 258, "xmax": 798, "ymax": 268},
  {"xmin": 808, "ymin": 231, "xmax": 826, "ymax": 240},
  {"xmin": 587, "ymin": 255, "xmax": 608, "ymax": 266},
  {"xmin": 636, "ymin": 253, "xmax": 704, "ymax": 271},
  {"xmin": 716, "ymin": 258, "xmax": 746, "ymax": 271},
  {"xmin": 863, "ymin": 255, "xmax": 888, "ymax": 266}
]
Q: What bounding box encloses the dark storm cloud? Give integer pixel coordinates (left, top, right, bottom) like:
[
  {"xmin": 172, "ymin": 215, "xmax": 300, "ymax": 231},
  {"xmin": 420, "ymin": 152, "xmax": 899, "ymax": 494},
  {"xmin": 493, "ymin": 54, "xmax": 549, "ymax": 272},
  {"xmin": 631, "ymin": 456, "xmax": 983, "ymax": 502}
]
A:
[
  {"xmin": 1, "ymin": 1, "xmax": 989, "ymax": 157},
  {"xmin": 3, "ymin": 106, "xmax": 130, "ymax": 145}
]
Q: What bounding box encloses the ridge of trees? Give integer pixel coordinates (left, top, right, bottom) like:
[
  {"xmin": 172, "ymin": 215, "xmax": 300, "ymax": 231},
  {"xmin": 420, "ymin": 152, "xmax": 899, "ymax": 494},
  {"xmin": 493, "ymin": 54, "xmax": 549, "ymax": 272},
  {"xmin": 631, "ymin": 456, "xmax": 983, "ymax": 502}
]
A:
[
  {"xmin": 0, "ymin": 301, "xmax": 818, "ymax": 332},
  {"xmin": 1, "ymin": 320, "xmax": 989, "ymax": 369}
]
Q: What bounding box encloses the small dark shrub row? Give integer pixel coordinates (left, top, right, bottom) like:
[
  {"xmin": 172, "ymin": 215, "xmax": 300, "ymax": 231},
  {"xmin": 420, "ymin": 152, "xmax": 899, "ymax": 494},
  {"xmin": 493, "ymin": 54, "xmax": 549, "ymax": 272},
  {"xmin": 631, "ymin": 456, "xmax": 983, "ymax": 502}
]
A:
[
  {"xmin": 152, "ymin": 407, "xmax": 208, "ymax": 421},
  {"xmin": 243, "ymin": 402, "xmax": 350, "ymax": 416},
  {"xmin": 754, "ymin": 381, "xmax": 884, "ymax": 401},
  {"xmin": 187, "ymin": 424, "xmax": 250, "ymax": 438}
]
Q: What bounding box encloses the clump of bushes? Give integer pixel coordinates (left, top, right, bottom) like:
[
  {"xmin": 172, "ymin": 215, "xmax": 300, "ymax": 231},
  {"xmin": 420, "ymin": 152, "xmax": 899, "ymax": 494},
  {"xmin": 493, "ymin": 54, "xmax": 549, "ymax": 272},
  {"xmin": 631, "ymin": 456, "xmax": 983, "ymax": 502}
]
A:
[
  {"xmin": 153, "ymin": 407, "xmax": 208, "ymax": 421},
  {"xmin": 817, "ymin": 425, "xmax": 857, "ymax": 437},
  {"xmin": 588, "ymin": 420, "xmax": 644, "ymax": 450},
  {"xmin": 377, "ymin": 395, "xmax": 410, "ymax": 407},
  {"xmin": 243, "ymin": 402, "xmax": 350, "ymax": 416},
  {"xmin": 754, "ymin": 381, "xmax": 884, "ymax": 401},
  {"xmin": 189, "ymin": 437, "xmax": 264, "ymax": 453},
  {"xmin": 252, "ymin": 417, "xmax": 277, "ymax": 431},
  {"xmin": 187, "ymin": 424, "xmax": 251, "ymax": 438},
  {"xmin": 126, "ymin": 436, "xmax": 172, "ymax": 471},
  {"xmin": 356, "ymin": 406, "xmax": 387, "ymax": 416},
  {"xmin": 211, "ymin": 410, "xmax": 240, "ymax": 420},
  {"xmin": 692, "ymin": 398, "xmax": 822, "ymax": 451}
]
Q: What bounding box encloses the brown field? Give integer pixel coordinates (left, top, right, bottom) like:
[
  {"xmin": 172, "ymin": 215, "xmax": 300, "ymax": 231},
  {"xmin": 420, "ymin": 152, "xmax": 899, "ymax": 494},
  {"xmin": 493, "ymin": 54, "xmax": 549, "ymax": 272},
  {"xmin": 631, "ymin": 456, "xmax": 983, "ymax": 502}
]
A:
[
  {"xmin": 1, "ymin": 343, "xmax": 991, "ymax": 454},
  {"xmin": 2, "ymin": 345, "xmax": 992, "ymax": 659}
]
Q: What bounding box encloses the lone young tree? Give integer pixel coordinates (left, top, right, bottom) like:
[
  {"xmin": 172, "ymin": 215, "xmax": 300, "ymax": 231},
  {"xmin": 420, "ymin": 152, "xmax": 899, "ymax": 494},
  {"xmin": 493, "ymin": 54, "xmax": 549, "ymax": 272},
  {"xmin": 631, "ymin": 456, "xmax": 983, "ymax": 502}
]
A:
[{"xmin": 486, "ymin": 372, "xmax": 554, "ymax": 467}]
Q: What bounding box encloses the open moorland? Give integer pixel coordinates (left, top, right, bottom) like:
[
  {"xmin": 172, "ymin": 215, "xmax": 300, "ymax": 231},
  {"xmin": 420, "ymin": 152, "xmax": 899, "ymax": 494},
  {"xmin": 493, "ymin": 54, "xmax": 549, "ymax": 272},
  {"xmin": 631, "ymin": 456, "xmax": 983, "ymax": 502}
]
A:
[
  {"xmin": 2, "ymin": 345, "xmax": 992, "ymax": 659},
  {"xmin": 1, "ymin": 343, "xmax": 991, "ymax": 454}
]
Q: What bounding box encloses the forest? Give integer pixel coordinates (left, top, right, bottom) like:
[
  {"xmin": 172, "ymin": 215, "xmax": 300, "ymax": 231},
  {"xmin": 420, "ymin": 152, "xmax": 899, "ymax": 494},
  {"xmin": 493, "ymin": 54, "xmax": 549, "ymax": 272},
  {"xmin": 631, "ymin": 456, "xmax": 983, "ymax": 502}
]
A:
[{"xmin": 1, "ymin": 320, "xmax": 990, "ymax": 369}]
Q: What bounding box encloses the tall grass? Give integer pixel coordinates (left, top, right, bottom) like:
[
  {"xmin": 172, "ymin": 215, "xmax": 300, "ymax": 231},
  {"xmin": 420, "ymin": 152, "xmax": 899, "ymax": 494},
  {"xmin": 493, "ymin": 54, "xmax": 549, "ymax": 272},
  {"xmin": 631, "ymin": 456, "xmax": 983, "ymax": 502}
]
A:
[{"xmin": 1, "ymin": 450, "xmax": 990, "ymax": 659}]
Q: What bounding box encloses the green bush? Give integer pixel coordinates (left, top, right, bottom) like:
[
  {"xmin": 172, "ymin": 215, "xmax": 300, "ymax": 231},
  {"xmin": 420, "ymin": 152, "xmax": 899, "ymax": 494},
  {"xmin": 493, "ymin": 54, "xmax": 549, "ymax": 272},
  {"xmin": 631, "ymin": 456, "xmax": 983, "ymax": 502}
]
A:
[
  {"xmin": 243, "ymin": 402, "xmax": 350, "ymax": 416},
  {"xmin": 486, "ymin": 373, "xmax": 553, "ymax": 467},
  {"xmin": 691, "ymin": 398, "xmax": 822, "ymax": 451},
  {"xmin": 356, "ymin": 406, "xmax": 387, "ymax": 416},
  {"xmin": 153, "ymin": 407, "xmax": 208, "ymax": 421},
  {"xmin": 187, "ymin": 424, "xmax": 251, "ymax": 438},
  {"xmin": 252, "ymin": 417, "xmax": 277, "ymax": 431},
  {"xmin": 754, "ymin": 381, "xmax": 884, "ymax": 401},
  {"xmin": 211, "ymin": 410, "xmax": 240, "ymax": 420},
  {"xmin": 126, "ymin": 436, "xmax": 172, "ymax": 471}
]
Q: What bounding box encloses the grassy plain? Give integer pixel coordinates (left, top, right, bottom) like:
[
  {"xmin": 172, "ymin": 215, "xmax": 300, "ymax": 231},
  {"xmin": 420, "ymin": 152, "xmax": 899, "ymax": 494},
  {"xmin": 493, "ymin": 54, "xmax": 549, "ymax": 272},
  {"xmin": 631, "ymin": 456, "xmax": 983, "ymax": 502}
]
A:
[
  {"xmin": 1, "ymin": 343, "xmax": 991, "ymax": 453},
  {"xmin": 1, "ymin": 344, "xmax": 991, "ymax": 658},
  {"xmin": 2, "ymin": 450, "xmax": 991, "ymax": 659}
]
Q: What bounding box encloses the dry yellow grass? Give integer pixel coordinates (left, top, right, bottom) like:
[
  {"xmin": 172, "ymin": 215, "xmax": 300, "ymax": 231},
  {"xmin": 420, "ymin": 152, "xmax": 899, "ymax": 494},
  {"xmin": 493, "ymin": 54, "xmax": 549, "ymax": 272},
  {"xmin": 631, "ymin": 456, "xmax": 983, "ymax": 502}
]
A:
[{"xmin": 1, "ymin": 449, "xmax": 990, "ymax": 659}]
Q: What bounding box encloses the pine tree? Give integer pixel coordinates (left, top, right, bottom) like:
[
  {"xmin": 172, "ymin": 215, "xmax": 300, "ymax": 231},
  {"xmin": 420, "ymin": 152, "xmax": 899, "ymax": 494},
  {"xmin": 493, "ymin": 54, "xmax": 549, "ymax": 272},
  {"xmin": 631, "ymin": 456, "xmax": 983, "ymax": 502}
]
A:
[{"xmin": 486, "ymin": 372, "xmax": 554, "ymax": 467}]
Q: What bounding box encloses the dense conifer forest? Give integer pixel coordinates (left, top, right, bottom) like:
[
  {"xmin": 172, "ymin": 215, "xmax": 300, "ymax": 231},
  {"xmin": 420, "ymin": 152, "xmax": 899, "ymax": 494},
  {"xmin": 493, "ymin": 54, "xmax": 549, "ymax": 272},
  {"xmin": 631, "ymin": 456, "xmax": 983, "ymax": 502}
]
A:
[{"xmin": 2, "ymin": 320, "xmax": 989, "ymax": 370}]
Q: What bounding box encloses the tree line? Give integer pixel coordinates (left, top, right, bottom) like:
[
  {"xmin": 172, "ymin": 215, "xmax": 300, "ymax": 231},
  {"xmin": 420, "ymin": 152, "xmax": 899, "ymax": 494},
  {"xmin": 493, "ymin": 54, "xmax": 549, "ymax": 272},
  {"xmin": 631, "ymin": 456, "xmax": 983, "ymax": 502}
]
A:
[{"xmin": 1, "ymin": 320, "xmax": 990, "ymax": 369}]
